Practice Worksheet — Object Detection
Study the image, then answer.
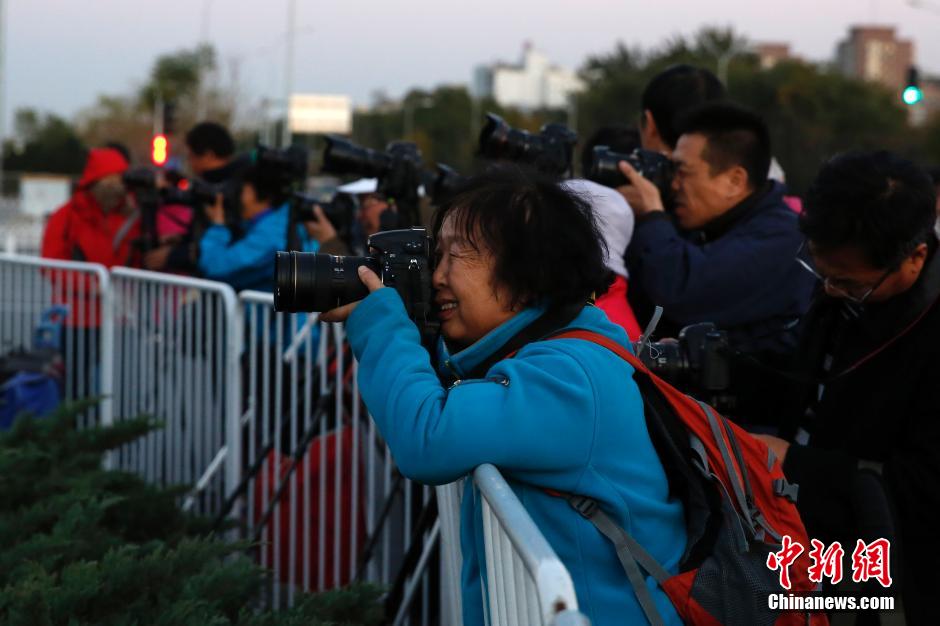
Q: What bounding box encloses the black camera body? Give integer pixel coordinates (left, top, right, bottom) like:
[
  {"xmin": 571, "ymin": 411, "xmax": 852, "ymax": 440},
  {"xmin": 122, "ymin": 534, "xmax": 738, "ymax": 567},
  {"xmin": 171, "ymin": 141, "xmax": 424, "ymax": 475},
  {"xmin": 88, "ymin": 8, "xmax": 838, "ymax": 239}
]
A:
[
  {"xmin": 479, "ymin": 113, "xmax": 578, "ymax": 176},
  {"xmin": 588, "ymin": 146, "xmax": 675, "ymax": 202},
  {"xmin": 122, "ymin": 167, "xmax": 228, "ymax": 252},
  {"xmin": 252, "ymin": 145, "xmax": 309, "ymax": 190},
  {"xmin": 637, "ymin": 322, "xmax": 733, "ymax": 409},
  {"xmin": 162, "ymin": 179, "xmax": 223, "ymax": 209},
  {"xmin": 427, "ymin": 163, "xmax": 465, "ymax": 206},
  {"xmin": 274, "ymin": 227, "xmax": 438, "ymax": 343},
  {"xmin": 321, "ymin": 136, "xmax": 423, "ymax": 226},
  {"xmin": 478, "ymin": 113, "xmax": 577, "ymax": 177},
  {"xmin": 290, "ymin": 191, "xmax": 357, "ymax": 244},
  {"xmin": 123, "ymin": 167, "xmax": 224, "ymax": 209}
]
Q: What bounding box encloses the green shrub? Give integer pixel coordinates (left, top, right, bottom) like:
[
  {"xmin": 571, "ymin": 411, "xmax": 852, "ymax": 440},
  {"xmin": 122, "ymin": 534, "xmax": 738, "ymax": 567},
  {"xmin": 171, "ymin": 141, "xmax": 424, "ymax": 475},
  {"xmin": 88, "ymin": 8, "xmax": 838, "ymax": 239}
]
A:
[{"xmin": 0, "ymin": 400, "xmax": 383, "ymax": 626}]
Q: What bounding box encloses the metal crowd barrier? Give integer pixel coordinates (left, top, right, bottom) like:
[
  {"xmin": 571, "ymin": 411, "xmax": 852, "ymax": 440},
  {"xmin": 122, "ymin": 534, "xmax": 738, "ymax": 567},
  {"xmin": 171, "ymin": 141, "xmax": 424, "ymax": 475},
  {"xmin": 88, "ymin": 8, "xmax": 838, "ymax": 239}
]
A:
[
  {"xmin": 436, "ymin": 481, "xmax": 465, "ymax": 625},
  {"xmin": 0, "ymin": 254, "xmax": 113, "ymax": 429},
  {"xmin": 473, "ymin": 464, "xmax": 589, "ymax": 626},
  {"xmin": 235, "ymin": 290, "xmax": 443, "ymax": 622},
  {"xmin": 109, "ymin": 267, "xmax": 240, "ymax": 516},
  {"xmin": 0, "ymin": 254, "xmax": 589, "ymax": 625}
]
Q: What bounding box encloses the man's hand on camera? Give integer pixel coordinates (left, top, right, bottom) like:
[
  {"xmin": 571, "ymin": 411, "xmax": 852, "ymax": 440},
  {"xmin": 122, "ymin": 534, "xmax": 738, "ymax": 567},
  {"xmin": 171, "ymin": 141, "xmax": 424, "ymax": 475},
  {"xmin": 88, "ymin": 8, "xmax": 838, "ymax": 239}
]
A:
[
  {"xmin": 617, "ymin": 160, "xmax": 665, "ymax": 217},
  {"xmin": 206, "ymin": 193, "xmax": 225, "ymax": 225},
  {"xmin": 320, "ymin": 266, "xmax": 384, "ymax": 323},
  {"xmin": 304, "ymin": 205, "xmax": 338, "ymax": 244},
  {"xmin": 752, "ymin": 434, "xmax": 791, "ymax": 464}
]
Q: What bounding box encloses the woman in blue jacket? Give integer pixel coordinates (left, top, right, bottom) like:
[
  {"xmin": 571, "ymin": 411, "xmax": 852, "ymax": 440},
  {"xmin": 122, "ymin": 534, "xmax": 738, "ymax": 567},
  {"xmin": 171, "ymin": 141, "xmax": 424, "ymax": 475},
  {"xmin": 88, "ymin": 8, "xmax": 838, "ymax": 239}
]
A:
[
  {"xmin": 198, "ymin": 166, "xmax": 323, "ymax": 292},
  {"xmin": 322, "ymin": 166, "xmax": 687, "ymax": 626}
]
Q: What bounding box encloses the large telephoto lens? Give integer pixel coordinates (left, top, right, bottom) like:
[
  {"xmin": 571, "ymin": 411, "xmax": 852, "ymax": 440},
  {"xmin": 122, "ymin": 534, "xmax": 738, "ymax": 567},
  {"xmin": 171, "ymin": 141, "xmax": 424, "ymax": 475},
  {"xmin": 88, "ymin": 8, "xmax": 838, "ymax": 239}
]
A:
[
  {"xmin": 274, "ymin": 251, "xmax": 379, "ymax": 313},
  {"xmin": 479, "ymin": 113, "xmax": 540, "ymax": 163},
  {"xmin": 321, "ymin": 136, "xmax": 391, "ymax": 178}
]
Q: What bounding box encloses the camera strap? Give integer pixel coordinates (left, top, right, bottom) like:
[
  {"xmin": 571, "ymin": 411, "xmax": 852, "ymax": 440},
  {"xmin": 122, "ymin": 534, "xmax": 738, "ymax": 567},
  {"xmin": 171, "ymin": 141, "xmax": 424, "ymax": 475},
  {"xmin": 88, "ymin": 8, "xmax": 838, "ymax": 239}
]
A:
[{"xmin": 463, "ymin": 302, "xmax": 586, "ymax": 380}]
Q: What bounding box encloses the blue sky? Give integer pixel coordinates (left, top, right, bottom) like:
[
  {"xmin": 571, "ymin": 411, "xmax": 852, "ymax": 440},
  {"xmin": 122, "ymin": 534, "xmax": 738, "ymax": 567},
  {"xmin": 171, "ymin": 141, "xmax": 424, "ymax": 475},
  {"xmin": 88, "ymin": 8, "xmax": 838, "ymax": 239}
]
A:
[{"xmin": 4, "ymin": 0, "xmax": 940, "ymax": 129}]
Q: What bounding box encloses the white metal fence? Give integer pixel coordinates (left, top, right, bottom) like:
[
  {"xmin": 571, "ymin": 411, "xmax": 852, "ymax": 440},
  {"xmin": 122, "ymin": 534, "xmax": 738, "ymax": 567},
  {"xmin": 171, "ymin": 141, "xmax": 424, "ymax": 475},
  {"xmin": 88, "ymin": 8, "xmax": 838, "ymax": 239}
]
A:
[
  {"xmin": 0, "ymin": 254, "xmax": 590, "ymax": 626},
  {"xmin": 235, "ymin": 290, "xmax": 448, "ymax": 623},
  {"xmin": 1, "ymin": 210, "xmax": 45, "ymax": 256},
  {"xmin": 474, "ymin": 464, "xmax": 588, "ymax": 626},
  {"xmin": 0, "ymin": 253, "xmax": 113, "ymax": 429},
  {"xmin": 109, "ymin": 267, "xmax": 241, "ymax": 517}
]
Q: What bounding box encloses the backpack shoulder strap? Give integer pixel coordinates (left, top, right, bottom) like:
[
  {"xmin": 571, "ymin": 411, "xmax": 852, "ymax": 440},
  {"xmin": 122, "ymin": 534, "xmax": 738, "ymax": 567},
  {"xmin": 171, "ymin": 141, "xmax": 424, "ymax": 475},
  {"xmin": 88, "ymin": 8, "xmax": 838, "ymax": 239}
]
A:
[
  {"xmin": 567, "ymin": 494, "xmax": 669, "ymax": 626},
  {"xmin": 541, "ymin": 328, "xmax": 649, "ymax": 374}
]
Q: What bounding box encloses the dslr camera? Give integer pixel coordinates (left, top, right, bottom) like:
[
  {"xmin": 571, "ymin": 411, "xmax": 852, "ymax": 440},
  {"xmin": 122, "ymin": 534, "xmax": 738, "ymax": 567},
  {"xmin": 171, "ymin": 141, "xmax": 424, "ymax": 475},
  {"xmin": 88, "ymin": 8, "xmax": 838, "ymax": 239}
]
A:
[
  {"xmin": 321, "ymin": 137, "xmax": 423, "ymax": 226},
  {"xmin": 122, "ymin": 167, "xmax": 221, "ymax": 208},
  {"xmin": 478, "ymin": 113, "xmax": 577, "ymax": 177},
  {"xmin": 588, "ymin": 146, "xmax": 675, "ymax": 203},
  {"xmin": 289, "ymin": 191, "xmax": 358, "ymax": 245},
  {"xmin": 252, "ymin": 145, "xmax": 309, "ymax": 190},
  {"xmin": 122, "ymin": 167, "xmax": 225, "ymax": 251},
  {"xmin": 274, "ymin": 227, "xmax": 438, "ymax": 343},
  {"xmin": 637, "ymin": 322, "xmax": 734, "ymax": 410}
]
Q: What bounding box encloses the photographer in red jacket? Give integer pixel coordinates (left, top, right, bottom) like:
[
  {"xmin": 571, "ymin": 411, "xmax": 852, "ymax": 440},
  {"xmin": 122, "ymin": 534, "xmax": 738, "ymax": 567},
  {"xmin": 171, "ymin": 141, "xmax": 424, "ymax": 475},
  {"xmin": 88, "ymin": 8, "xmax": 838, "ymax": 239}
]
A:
[
  {"xmin": 41, "ymin": 147, "xmax": 138, "ymax": 326},
  {"xmin": 42, "ymin": 147, "xmax": 138, "ymax": 270},
  {"xmin": 40, "ymin": 147, "xmax": 137, "ymax": 400}
]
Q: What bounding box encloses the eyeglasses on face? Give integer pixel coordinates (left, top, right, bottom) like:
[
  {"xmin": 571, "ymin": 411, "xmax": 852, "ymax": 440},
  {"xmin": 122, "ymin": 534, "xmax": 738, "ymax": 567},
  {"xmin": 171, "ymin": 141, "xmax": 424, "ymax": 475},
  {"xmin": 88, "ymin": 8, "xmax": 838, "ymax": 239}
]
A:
[{"xmin": 794, "ymin": 241, "xmax": 895, "ymax": 305}]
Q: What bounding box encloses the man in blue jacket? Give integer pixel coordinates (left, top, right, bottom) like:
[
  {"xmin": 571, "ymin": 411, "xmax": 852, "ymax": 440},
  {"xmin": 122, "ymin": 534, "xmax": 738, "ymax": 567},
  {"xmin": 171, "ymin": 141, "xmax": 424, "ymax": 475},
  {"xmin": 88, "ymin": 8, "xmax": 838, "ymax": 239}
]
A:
[{"xmin": 619, "ymin": 103, "xmax": 816, "ymax": 423}]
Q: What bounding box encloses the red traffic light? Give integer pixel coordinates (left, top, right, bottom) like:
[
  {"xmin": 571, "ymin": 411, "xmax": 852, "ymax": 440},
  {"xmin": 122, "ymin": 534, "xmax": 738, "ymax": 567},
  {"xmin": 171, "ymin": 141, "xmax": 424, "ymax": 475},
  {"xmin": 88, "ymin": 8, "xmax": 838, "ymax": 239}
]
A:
[{"xmin": 151, "ymin": 134, "xmax": 169, "ymax": 166}]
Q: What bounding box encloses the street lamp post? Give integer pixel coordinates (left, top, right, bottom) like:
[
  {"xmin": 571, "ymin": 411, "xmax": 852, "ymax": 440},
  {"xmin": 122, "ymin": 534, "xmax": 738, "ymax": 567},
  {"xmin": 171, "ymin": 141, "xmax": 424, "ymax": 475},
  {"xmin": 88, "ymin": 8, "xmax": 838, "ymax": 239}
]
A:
[
  {"xmin": 281, "ymin": 0, "xmax": 297, "ymax": 148},
  {"xmin": 0, "ymin": 0, "xmax": 7, "ymax": 196}
]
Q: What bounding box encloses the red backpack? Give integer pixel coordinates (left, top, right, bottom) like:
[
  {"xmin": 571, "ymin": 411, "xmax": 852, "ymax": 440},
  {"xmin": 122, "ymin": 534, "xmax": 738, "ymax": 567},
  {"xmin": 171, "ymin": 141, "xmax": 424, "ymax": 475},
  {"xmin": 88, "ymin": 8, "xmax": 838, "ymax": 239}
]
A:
[{"xmin": 543, "ymin": 329, "xmax": 829, "ymax": 626}]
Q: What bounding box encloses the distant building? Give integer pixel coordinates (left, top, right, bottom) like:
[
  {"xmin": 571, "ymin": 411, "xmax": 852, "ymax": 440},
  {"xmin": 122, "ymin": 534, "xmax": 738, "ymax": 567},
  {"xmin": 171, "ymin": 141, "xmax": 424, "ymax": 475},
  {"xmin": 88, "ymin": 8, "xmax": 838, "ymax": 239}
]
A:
[
  {"xmin": 921, "ymin": 78, "xmax": 940, "ymax": 119},
  {"xmin": 473, "ymin": 43, "xmax": 583, "ymax": 110},
  {"xmin": 835, "ymin": 26, "xmax": 914, "ymax": 92},
  {"xmin": 754, "ymin": 43, "xmax": 793, "ymax": 70}
]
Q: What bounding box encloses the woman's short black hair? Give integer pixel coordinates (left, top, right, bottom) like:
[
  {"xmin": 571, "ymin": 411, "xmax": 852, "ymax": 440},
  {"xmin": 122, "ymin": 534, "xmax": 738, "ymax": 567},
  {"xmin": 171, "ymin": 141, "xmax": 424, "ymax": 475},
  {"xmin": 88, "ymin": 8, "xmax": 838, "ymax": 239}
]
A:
[
  {"xmin": 240, "ymin": 165, "xmax": 284, "ymax": 206},
  {"xmin": 801, "ymin": 151, "xmax": 937, "ymax": 269},
  {"xmin": 432, "ymin": 164, "xmax": 611, "ymax": 309}
]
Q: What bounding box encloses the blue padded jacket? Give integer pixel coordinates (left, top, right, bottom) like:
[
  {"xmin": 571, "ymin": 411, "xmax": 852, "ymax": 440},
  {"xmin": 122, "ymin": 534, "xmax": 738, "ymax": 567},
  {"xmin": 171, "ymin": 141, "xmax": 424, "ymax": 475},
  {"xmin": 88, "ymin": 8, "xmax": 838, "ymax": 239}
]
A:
[{"xmin": 345, "ymin": 289, "xmax": 687, "ymax": 626}]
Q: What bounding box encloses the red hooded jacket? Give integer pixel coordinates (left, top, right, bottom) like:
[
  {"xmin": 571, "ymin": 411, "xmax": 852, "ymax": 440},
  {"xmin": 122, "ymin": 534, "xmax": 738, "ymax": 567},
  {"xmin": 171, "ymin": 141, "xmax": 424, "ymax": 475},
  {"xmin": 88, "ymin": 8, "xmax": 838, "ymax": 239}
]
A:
[{"xmin": 41, "ymin": 148, "xmax": 138, "ymax": 327}]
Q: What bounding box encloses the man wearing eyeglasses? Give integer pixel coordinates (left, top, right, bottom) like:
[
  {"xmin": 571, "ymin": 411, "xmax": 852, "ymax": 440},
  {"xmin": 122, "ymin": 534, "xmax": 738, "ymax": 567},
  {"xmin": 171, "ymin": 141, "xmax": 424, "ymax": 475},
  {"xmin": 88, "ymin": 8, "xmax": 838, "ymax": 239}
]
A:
[{"xmin": 756, "ymin": 151, "xmax": 939, "ymax": 625}]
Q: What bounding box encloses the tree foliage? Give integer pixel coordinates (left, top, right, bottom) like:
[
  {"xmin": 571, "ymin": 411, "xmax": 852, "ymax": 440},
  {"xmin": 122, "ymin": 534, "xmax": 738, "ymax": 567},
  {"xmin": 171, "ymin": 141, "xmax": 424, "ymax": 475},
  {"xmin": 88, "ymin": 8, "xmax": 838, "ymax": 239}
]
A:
[
  {"xmin": 575, "ymin": 26, "xmax": 914, "ymax": 194},
  {"xmin": 2, "ymin": 109, "xmax": 87, "ymax": 175},
  {"xmin": 77, "ymin": 44, "xmax": 236, "ymax": 165},
  {"xmin": 0, "ymin": 400, "xmax": 383, "ymax": 626},
  {"xmin": 350, "ymin": 26, "xmax": 936, "ymax": 194}
]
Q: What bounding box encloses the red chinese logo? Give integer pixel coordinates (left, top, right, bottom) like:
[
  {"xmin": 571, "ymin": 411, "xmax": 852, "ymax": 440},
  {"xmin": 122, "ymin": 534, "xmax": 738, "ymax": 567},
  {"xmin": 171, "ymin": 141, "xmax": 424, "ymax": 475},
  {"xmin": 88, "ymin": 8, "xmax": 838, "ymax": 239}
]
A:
[
  {"xmin": 766, "ymin": 537, "xmax": 893, "ymax": 589},
  {"xmin": 807, "ymin": 539, "xmax": 844, "ymax": 585},
  {"xmin": 851, "ymin": 538, "xmax": 893, "ymax": 588},
  {"xmin": 766, "ymin": 535, "xmax": 805, "ymax": 590}
]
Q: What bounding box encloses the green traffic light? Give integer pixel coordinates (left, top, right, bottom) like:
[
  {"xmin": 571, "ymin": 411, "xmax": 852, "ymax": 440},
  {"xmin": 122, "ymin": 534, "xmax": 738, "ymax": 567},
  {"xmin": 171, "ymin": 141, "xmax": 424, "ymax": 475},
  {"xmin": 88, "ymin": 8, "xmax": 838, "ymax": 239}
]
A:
[{"xmin": 903, "ymin": 86, "xmax": 924, "ymax": 105}]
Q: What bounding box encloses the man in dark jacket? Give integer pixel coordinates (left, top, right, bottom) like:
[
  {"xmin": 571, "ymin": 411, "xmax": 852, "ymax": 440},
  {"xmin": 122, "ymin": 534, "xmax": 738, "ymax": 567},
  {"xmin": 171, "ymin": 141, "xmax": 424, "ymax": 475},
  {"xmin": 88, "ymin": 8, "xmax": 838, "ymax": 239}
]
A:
[
  {"xmin": 619, "ymin": 102, "xmax": 814, "ymax": 351},
  {"xmin": 756, "ymin": 151, "xmax": 939, "ymax": 625},
  {"xmin": 618, "ymin": 103, "xmax": 815, "ymax": 421},
  {"xmin": 144, "ymin": 121, "xmax": 251, "ymax": 272}
]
